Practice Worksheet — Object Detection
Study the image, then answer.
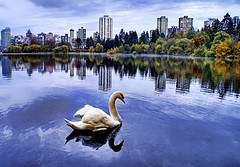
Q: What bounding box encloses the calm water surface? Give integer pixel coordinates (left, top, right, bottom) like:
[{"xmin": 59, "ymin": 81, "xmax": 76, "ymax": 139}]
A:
[{"xmin": 0, "ymin": 54, "xmax": 240, "ymax": 167}]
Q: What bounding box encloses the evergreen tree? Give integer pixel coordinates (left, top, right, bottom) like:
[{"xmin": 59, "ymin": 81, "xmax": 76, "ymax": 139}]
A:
[
  {"xmin": 221, "ymin": 13, "xmax": 234, "ymax": 35},
  {"xmin": 212, "ymin": 19, "xmax": 222, "ymax": 33},
  {"xmin": 151, "ymin": 29, "xmax": 160, "ymax": 43},
  {"xmin": 96, "ymin": 35, "xmax": 101, "ymax": 45},
  {"xmin": 129, "ymin": 31, "xmax": 138, "ymax": 45},
  {"xmin": 114, "ymin": 35, "xmax": 120, "ymax": 47},
  {"xmin": 105, "ymin": 39, "xmax": 114, "ymax": 50},
  {"xmin": 146, "ymin": 31, "xmax": 150, "ymax": 43},
  {"xmin": 139, "ymin": 31, "xmax": 147, "ymax": 44},
  {"xmin": 86, "ymin": 37, "xmax": 94, "ymax": 48},
  {"xmin": 124, "ymin": 32, "xmax": 130, "ymax": 45},
  {"xmin": 160, "ymin": 33, "xmax": 165, "ymax": 38},
  {"xmin": 205, "ymin": 19, "xmax": 222, "ymax": 41},
  {"xmin": 75, "ymin": 38, "xmax": 81, "ymax": 49},
  {"xmin": 119, "ymin": 29, "xmax": 125, "ymax": 44},
  {"xmin": 237, "ymin": 23, "xmax": 240, "ymax": 40}
]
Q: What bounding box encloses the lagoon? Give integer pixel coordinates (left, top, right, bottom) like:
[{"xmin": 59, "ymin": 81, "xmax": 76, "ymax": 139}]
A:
[{"xmin": 0, "ymin": 54, "xmax": 240, "ymax": 167}]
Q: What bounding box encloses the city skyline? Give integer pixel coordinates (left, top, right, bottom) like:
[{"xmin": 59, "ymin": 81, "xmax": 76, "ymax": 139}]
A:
[{"xmin": 0, "ymin": 0, "xmax": 239, "ymax": 37}]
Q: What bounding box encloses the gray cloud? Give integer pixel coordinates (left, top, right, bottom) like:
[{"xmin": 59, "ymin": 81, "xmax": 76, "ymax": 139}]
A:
[
  {"xmin": 29, "ymin": 0, "xmax": 240, "ymax": 9},
  {"xmin": 29, "ymin": 0, "xmax": 69, "ymax": 8}
]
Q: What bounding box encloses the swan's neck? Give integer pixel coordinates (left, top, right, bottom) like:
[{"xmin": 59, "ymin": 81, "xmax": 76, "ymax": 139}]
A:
[{"xmin": 109, "ymin": 95, "xmax": 122, "ymax": 122}]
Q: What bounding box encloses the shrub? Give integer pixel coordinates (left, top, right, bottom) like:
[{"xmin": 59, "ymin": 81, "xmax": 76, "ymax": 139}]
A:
[
  {"xmin": 53, "ymin": 45, "xmax": 69, "ymax": 54},
  {"xmin": 89, "ymin": 46, "xmax": 94, "ymax": 53},
  {"xmin": 155, "ymin": 44, "xmax": 162, "ymax": 54},
  {"xmin": 107, "ymin": 48, "xmax": 119, "ymax": 54},
  {"xmin": 193, "ymin": 46, "xmax": 206, "ymax": 57},
  {"xmin": 168, "ymin": 46, "xmax": 183, "ymax": 55},
  {"xmin": 5, "ymin": 45, "xmax": 22, "ymax": 53},
  {"xmin": 205, "ymin": 50, "xmax": 215, "ymax": 57},
  {"xmin": 95, "ymin": 43, "xmax": 104, "ymax": 53}
]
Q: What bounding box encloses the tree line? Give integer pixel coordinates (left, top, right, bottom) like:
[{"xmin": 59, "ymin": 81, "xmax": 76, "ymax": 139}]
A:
[
  {"xmin": 4, "ymin": 13, "xmax": 240, "ymax": 59},
  {"xmin": 86, "ymin": 13, "xmax": 240, "ymax": 59}
]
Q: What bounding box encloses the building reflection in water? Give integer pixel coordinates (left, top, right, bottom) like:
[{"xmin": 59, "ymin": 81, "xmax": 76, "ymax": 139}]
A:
[
  {"xmin": 46, "ymin": 64, "xmax": 54, "ymax": 74},
  {"xmin": 70, "ymin": 58, "xmax": 75, "ymax": 77},
  {"xmin": 76, "ymin": 58, "xmax": 86, "ymax": 80},
  {"xmin": 61, "ymin": 63, "xmax": 68, "ymax": 73},
  {"xmin": 38, "ymin": 62, "xmax": 45, "ymax": 73},
  {"xmin": 155, "ymin": 72, "xmax": 166, "ymax": 93},
  {"xmin": 98, "ymin": 65, "xmax": 112, "ymax": 91},
  {"xmin": 26, "ymin": 64, "xmax": 33, "ymax": 76},
  {"xmin": 54, "ymin": 62, "xmax": 61, "ymax": 72},
  {"xmin": 1, "ymin": 55, "xmax": 240, "ymax": 98},
  {"xmin": 1, "ymin": 56, "xmax": 12, "ymax": 78},
  {"xmin": 176, "ymin": 75, "xmax": 191, "ymax": 94}
]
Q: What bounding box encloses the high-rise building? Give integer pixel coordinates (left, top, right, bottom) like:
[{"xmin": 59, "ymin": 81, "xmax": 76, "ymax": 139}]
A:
[
  {"xmin": 168, "ymin": 26, "xmax": 178, "ymax": 38},
  {"xmin": 179, "ymin": 16, "xmax": 193, "ymax": 34},
  {"xmin": 99, "ymin": 15, "xmax": 113, "ymax": 40},
  {"xmin": 149, "ymin": 30, "xmax": 154, "ymax": 40},
  {"xmin": 47, "ymin": 32, "xmax": 54, "ymax": 41},
  {"xmin": 61, "ymin": 34, "xmax": 69, "ymax": 43},
  {"xmin": 204, "ymin": 18, "xmax": 217, "ymax": 28},
  {"xmin": 70, "ymin": 29, "xmax": 74, "ymax": 44},
  {"xmin": 93, "ymin": 32, "xmax": 99, "ymax": 41},
  {"xmin": 157, "ymin": 16, "xmax": 168, "ymax": 37},
  {"xmin": 54, "ymin": 34, "xmax": 61, "ymax": 44},
  {"xmin": 233, "ymin": 16, "xmax": 240, "ymax": 29},
  {"xmin": 1, "ymin": 27, "xmax": 11, "ymax": 49},
  {"xmin": 77, "ymin": 27, "xmax": 86, "ymax": 47},
  {"xmin": 37, "ymin": 33, "xmax": 46, "ymax": 45}
]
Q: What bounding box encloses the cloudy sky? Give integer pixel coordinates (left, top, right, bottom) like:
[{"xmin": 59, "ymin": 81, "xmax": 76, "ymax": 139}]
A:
[{"xmin": 0, "ymin": 0, "xmax": 239, "ymax": 37}]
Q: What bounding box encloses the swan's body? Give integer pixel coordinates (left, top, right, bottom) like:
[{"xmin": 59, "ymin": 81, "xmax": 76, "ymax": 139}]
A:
[{"xmin": 65, "ymin": 91, "xmax": 125, "ymax": 132}]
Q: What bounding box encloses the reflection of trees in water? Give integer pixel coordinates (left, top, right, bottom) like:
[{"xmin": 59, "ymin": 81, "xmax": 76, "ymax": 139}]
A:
[
  {"xmin": 3, "ymin": 55, "xmax": 240, "ymax": 98},
  {"xmin": 76, "ymin": 58, "xmax": 86, "ymax": 80},
  {"xmin": 176, "ymin": 75, "xmax": 191, "ymax": 94}
]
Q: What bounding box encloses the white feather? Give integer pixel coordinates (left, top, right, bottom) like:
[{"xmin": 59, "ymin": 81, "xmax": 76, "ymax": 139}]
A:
[{"xmin": 65, "ymin": 91, "xmax": 125, "ymax": 131}]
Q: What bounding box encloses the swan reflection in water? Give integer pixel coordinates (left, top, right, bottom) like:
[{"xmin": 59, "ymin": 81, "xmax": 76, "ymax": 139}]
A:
[{"xmin": 65, "ymin": 125, "xmax": 124, "ymax": 152}]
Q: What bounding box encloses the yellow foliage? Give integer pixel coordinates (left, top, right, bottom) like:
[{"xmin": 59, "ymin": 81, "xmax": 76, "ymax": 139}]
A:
[
  {"xmin": 213, "ymin": 59, "xmax": 230, "ymax": 79},
  {"xmin": 235, "ymin": 64, "xmax": 240, "ymax": 78},
  {"xmin": 215, "ymin": 42, "xmax": 232, "ymax": 58},
  {"xmin": 107, "ymin": 48, "xmax": 119, "ymax": 55},
  {"xmin": 233, "ymin": 42, "xmax": 240, "ymax": 58}
]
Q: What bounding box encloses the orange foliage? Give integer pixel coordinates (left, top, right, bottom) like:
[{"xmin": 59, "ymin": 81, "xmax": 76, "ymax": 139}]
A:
[{"xmin": 194, "ymin": 36, "xmax": 205, "ymax": 48}]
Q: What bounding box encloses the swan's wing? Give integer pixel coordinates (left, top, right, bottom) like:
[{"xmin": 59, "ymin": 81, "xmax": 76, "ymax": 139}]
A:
[
  {"xmin": 74, "ymin": 105, "xmax": 96, "ymax": 118},
  {"xmin": 81, "ymin": 109, "xmax": 114, "ymax": 129}
]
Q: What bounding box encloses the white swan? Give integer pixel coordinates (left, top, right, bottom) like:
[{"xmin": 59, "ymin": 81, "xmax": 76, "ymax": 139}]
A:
[{"xmin": 65, "ymin": 91, "xmax": 125, "ymax": 132}]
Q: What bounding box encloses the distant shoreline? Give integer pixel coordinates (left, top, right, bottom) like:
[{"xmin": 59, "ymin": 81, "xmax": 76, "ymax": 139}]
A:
[
  {"xmin": 0, "ymin": 52, "xmax": 106, "ymax": 56},
  {"xmin": 0, "ymin": 52, "xmax": 216, "ymax": 60}
]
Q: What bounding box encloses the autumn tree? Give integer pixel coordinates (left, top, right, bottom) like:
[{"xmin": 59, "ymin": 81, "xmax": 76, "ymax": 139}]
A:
[{"xmin": 215, "ymin": 42, "xmax": 232, "ymax": 58}]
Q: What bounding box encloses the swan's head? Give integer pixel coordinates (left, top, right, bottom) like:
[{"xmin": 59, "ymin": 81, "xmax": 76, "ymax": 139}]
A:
[{"xmin": 112, "ymin": 91, "xmax": 125, "ymax": 104}]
